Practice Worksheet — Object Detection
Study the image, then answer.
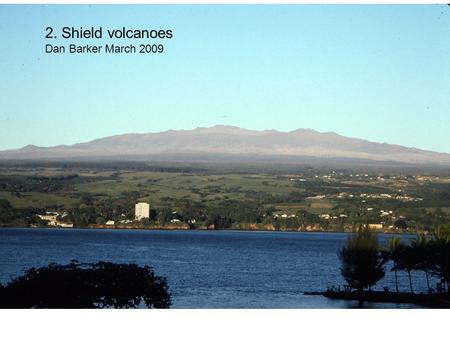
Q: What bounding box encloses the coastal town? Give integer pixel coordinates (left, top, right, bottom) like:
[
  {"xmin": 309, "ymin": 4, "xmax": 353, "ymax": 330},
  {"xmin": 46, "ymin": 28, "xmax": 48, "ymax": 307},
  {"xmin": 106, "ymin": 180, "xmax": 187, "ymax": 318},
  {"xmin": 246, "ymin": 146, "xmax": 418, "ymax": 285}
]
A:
[
  {"xmin": 0, "ymin": 164, "xmax": 441, "ymax": 233},
  {"xmin": 36, "ymin": 202, "xmax": 153, "ymax": 229}
]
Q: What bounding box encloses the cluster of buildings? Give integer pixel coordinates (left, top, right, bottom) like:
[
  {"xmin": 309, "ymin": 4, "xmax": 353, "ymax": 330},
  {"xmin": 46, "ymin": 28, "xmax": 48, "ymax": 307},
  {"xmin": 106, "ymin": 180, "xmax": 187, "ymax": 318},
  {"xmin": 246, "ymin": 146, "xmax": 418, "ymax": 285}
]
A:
[
  {"xmin": 36, "ymin": 211, "xmax": 73, "ymax": 228},
  {"xmin": 36, "ymin": 202, "xmax": 152, "ymax": 228},
  {"xmin": 359, "ymin": 193, "xmax": 423, "ymax": 202},
  {"xmin": 116, "ymin": 203, "xmax": 185, "ymax": 224},
  {"xmin": 273, "ymin": 213, "xmax": 297, "ymax": 219},
  {"xmin": 104, "ymin": 202, "xmax": 151, "ymax": 225},
  {"xmin": 319, "ymin": 214, "xmax": 347, "ymax": 220}
]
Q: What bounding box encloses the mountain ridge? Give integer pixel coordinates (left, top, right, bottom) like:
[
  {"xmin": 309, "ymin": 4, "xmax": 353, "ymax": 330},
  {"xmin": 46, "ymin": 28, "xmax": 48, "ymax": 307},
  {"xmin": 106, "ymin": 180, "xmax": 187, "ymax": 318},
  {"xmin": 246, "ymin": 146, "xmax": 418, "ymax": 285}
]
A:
[{"xmin": 1, "ymin": 125, "xmax": 449, "ymax": 166}]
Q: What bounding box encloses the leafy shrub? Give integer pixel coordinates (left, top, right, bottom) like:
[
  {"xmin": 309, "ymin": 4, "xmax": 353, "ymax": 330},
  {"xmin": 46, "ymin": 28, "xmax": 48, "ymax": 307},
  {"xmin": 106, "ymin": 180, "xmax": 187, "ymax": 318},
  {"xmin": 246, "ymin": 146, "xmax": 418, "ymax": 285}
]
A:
[{"xmin": 0, "ymin": 261, "xmax": 171, "ymax": 309}]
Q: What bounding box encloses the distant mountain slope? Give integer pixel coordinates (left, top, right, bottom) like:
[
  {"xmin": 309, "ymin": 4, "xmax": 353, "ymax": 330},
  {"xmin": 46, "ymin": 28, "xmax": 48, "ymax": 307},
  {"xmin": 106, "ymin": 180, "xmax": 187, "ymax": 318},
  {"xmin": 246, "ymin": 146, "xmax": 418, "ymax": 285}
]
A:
[{"xmin": 1, "ymin": 125, "xmax": 450, "ymax": 165}]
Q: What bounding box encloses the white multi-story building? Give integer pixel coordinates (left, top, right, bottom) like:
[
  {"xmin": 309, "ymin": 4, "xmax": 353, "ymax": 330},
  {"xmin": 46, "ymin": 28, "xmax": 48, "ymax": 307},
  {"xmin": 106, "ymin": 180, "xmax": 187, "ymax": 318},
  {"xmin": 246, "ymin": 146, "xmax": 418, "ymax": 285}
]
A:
[{"xmin": 135, "ymin": 202, "xmax": 150, "ymax": 220}]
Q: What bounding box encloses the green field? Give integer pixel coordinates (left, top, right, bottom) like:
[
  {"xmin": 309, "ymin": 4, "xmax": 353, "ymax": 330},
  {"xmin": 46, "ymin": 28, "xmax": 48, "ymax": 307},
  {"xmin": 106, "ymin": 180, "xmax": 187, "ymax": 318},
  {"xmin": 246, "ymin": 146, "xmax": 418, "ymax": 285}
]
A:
[{"xmin": 0, "ymin": 162, "xmax": 449, "ymax": 231}]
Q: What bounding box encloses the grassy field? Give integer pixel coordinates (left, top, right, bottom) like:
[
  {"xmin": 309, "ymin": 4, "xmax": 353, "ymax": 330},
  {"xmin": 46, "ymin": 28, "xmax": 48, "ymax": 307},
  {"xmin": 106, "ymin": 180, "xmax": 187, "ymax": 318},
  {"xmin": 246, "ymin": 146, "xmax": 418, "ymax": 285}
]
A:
[
  {"xmin": 73, "ymin": 171, "xmax": 302, "ymax": 207},
  {"xmin": 0, "ymin": 162, "xmax": 449, "ymax": 230}
]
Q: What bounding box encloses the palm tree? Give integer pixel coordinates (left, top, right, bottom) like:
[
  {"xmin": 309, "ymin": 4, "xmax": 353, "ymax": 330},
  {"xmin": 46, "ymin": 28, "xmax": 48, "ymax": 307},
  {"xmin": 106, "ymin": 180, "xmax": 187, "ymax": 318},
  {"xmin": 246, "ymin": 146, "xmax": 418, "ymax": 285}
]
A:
[
  {"xmin": 386, "ymin": 236, "xmax": 403, "ymax": 293},
  {"xmin": 430, "ymin": 226, "xmax": 450, "ymax": 293},
  {"xmin": 397, "ymin": 245, "xmax": 418, "ymax": 294},
  {"xmin": 339, "ymin": 227, "xmax": 385, "ymax": 292},
  {"xmin": 411, "ymin": 234, "xmax": 432, "ymax": 292}
]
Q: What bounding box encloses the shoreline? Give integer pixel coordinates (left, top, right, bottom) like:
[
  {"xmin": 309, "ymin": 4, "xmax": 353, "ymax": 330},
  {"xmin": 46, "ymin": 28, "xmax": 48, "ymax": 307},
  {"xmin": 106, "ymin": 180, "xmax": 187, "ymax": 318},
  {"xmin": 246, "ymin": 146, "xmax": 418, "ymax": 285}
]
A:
[
  {"xmin": 305, "ymin": 290, "xmax": 450, "ymax": 308},
  {"xmin": 0, "ymin": 224, "xmax": 418, "ymax": 235}
]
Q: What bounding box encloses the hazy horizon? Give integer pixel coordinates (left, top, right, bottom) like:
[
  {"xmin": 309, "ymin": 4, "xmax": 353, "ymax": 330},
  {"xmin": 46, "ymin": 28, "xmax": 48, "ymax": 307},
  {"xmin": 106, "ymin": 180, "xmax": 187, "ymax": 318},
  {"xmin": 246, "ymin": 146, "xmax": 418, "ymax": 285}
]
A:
[{"xmin": 1, "ymin": 5, "xmax": 449, "ymax": 152}]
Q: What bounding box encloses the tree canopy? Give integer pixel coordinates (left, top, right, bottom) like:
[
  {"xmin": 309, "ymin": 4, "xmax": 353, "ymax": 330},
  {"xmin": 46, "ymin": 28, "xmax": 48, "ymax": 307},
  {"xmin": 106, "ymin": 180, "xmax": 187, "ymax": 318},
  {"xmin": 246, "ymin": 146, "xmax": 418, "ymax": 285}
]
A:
[
  {"xmin": 339, "ymin": 228, "xmax": 385, "ymax": 291},
  {"xmin": 0, "ymin": 261, "xmax": 171, "ymax": 309}
]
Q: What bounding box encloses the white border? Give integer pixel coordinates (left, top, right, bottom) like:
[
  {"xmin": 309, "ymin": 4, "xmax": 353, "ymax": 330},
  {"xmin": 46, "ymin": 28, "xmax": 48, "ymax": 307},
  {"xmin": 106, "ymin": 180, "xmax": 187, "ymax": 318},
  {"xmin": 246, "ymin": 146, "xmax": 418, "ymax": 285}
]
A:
[
  {"xmin": 1, "ymin": 2, "xmax": 449, "ymax": 338},
  {"xmin": 1, "ymin": 309, "xmax": 448, "ymax": 338}
]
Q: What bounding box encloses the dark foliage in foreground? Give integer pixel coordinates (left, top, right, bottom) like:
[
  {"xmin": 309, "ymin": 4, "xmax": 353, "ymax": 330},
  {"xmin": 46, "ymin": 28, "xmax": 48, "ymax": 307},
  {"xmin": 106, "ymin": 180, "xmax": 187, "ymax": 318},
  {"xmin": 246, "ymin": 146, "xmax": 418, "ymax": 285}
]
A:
[
  {"xmin": 337, "ymin": 225, "xmax": 450, "ymax": 296},
  {"xmin": 0, "ymin": 261, "xmax": 171, "ymax": 309},
  {"xmin": 339, "ymin": 227, "xmax": 385, "ymax": 292}
]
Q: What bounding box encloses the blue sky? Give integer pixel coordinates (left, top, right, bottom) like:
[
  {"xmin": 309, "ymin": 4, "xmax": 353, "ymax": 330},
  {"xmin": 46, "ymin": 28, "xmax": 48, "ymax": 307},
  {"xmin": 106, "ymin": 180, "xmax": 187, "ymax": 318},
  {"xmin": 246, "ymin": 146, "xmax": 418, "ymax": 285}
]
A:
[{"xmin": 0, "ymin": 5, "xmax": 449, "ymax": 152}]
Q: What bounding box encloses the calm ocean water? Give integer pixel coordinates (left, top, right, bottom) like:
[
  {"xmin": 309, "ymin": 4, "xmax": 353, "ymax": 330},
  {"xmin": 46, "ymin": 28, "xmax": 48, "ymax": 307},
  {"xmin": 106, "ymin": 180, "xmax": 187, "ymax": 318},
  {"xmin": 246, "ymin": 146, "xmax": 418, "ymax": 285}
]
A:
[{"xmin": 0, "ymin": 228, "xmax": 429, "ymax": 308}]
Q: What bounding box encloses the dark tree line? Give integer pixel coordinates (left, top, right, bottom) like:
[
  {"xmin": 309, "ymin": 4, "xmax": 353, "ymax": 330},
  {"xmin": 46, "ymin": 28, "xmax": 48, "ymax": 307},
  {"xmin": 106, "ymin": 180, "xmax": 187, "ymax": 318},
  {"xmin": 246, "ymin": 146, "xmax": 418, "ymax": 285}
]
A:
[
  {"xmin": 339, "ymin": 226, "xmax": 450, "ymax": 294},
  {"xmin": 0, "ymin": 198, "xmax": 45, "ymax": 226}
]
